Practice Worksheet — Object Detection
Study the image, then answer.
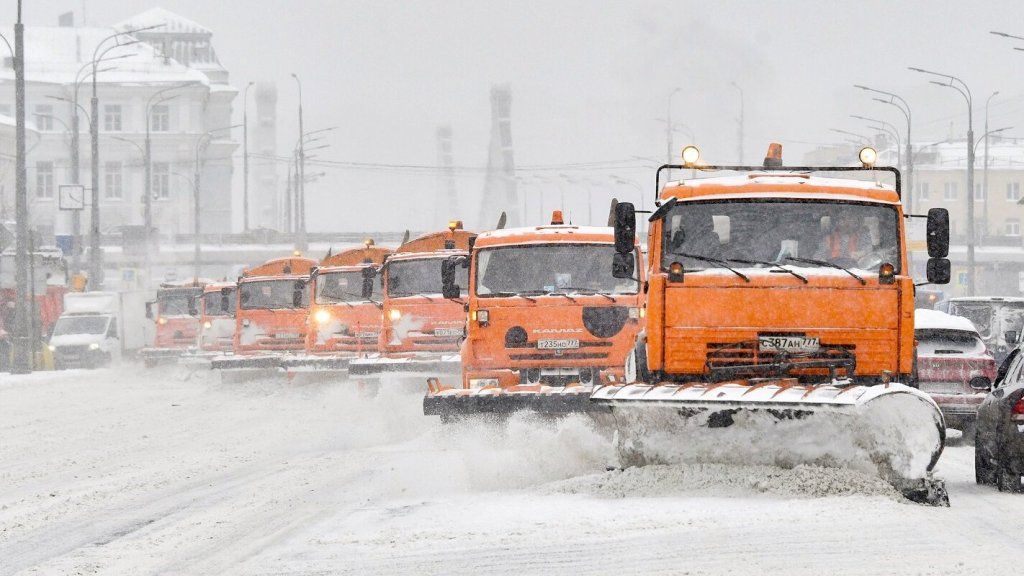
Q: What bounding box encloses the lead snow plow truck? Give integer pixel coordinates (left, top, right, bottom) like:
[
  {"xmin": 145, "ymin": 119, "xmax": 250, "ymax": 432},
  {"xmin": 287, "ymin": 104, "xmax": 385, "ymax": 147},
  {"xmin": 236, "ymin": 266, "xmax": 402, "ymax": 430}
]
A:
[
  {"xmin": 424, "ymin": 210, "xmax": 645, "ymax": 416},
  {"xmin": 592, "ymin": 143, "xmax": 953, "ymax": 505}
]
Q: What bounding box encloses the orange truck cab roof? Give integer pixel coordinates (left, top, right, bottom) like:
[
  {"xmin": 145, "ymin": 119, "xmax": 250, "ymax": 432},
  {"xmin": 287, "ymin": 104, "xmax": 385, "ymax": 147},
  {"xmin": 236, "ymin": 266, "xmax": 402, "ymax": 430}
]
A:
[
  {"xmin": 661, "ymin": 173, "xmax": 901, "ymax": 205},
  {"xmin": 234, "ymin": 257, "xmax": 316, "ymax": 354},
  {"xmin": 306, "ymin": 245, "xmax": 392, "ymax": 355},
  {"xmin": 241, "ymin": 256, "xmax": 317, "ymax": 279},
  {"xmin": 460, "ymin": 223, "xmax": 645, "ymax": 389},
  {"xmin": 320, "ymin": 245, "xmax": 393, "ymax": 268}
]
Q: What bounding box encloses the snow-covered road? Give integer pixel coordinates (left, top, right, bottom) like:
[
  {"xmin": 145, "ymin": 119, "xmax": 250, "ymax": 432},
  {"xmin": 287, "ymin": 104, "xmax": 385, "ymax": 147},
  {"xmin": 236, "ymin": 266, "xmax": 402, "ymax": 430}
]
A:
[{"xmin": 1, "ymin": 366, "xmax": 1022, "ymax": 575}]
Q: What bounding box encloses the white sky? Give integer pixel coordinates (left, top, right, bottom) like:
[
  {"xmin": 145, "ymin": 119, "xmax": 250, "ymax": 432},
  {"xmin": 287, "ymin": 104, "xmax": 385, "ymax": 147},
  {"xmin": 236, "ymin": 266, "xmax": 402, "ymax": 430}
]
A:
[{"xmin": 20, "ymin": 0, "xmax": 1024, "ymax": 232}]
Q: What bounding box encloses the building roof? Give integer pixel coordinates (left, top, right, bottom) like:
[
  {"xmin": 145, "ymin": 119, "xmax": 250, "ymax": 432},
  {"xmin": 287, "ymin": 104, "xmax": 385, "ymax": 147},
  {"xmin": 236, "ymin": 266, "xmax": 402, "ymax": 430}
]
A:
[
  {"xmin": 114, "ymin": 8, "xmax": 212, "ymax": 35},
  {"xmin": 0, "ymin": 25, "xmax": 208, "ymax": 86}
]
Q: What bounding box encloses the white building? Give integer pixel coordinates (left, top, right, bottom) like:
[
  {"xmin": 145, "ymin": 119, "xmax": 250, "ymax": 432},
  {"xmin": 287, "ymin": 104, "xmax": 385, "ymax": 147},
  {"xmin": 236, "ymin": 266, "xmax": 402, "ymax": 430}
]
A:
[{"xmin": 0, "ymin": 8, "xmax": 237, "ymax": 252}]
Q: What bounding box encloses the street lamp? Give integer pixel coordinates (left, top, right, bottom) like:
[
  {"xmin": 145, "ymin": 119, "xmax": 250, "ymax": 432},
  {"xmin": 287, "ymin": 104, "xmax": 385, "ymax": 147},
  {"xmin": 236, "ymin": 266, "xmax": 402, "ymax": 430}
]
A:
[
  {"xmin": 854, "ymin": 84, "xmax": 914, "ymax": 212},
  {"xmin": 291, "ymin": 73, "xmax": 307, "ymax": 251},
  {"xmin": 242, "ymin": 81, "xmax": 255, "ymax": 232},
  {"xmin": 983, "ymin": 91, "xmax": 999, "ymax": 242},
  {"xmin": 193, "ymin": 124, "xmax": 241, "ymax": 280},
  {"xmin": 829, "ymin": 128, "xmax": 873, "ymax": 145},
  {"xmin": 909, "ymin": 66, "xmax": 976, "ymax": 295},
  {"xmin": 851, "ymin": 115, "xmax": 902, "ymax": 166},
  {"xmin": 666, "ymin": 87, "xmax": 683, "ymax": 180}
]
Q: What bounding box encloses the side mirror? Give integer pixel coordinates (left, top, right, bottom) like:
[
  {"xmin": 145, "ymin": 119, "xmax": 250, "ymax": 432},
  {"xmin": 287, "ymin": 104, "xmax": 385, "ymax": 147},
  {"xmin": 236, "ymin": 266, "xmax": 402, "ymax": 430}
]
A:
[
  {"xmin": 996, "ymin": 350, "xmax": 1019, "ymax": 386},
  {"xmin": 361, "ymin": 266, "xmax": 376, "ymax": 299},
  {"xmin": 1006, "ymin": 331, "xmax": 1019, "ymax": 345},
  {"xmin": 927, "ymin": 208, "xmax": 950, "ymax": 258},
  {"xmin": 926, "ymin": 257, "xmax": 951, "ymax": 285},
  {"xmin": 614, "ymin": 202, "xmax": 636, "ymax": 254},
  {"xmin": 145, "ymin": 301, "xmax": 154, "ymax": 319},
  {"xmin": 612, "ymin": 251, "xmax": 636, "ymax": 279},
  {"xmin": 441, "ymin": 256, "xmax": 464, "ymax": 299}
]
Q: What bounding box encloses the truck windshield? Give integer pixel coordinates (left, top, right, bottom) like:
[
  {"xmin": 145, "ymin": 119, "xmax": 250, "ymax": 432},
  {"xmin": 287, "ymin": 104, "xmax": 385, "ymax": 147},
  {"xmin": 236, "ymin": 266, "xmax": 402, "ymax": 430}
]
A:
[
  {"xmin": 387, "ymin": 258, "xmax": 467, "ymax": 297},
  {"xmin": 238, "ymin": 279, "xmax": 309, "ymax": 310},
  {"xmin": 52, "ymin": 315, "xmax": 109, "ymax": 336},
  {"xmin": 202, "ymin": 289, "xmax": 237, "ymax": 317},
  {"xmin": 475, "ymin": 243, "xmax": 639, "ymax": 296},
  {"xmin": 158, "ymin": 289, "xmax": 199, "ymax": 316},
  {"xmin": 316, "ymin": 270, "xmax": 381, "ymax": 304},
  {"xmin": 661, "ymin": 200, "xmax": 901, "ymax": 273}
]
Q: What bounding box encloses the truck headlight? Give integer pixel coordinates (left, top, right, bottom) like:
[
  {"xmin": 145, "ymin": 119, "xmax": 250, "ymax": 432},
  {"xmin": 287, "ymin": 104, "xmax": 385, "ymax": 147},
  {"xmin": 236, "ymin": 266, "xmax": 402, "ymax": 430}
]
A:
[
  {"xmin": 314, "ymin": 309, "xmax": 332, "ymax": 324},
  {"xmin": 203, "ymin": 321, "xmax": 213, "ymax": 329},
  {"xmin": 388, "ymin": 308, "xmax": 402, "ymax": 321},
  {"xmin": 471, "ymin": 309, "xmax": 489, "ymax": 325},
  {"xmin": 48, "ymin": 344, "xmax": 56, "ymax": 352},
  {"xmin": 89, "ymin": 342, "xmax": 100, "ymax": 350},
  {"xmin": 158, "ymin": 317, "xmax": 168, "ymax": 325}
]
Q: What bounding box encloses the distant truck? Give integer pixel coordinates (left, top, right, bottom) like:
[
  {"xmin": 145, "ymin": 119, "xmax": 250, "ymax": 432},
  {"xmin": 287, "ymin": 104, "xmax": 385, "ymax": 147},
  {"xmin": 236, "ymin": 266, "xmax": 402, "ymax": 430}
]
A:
[
  {"xmin": 49, "ymin": 291, "xmax": 150, "ymax": 369},
  {"xmin": 945, "ymin": 297, "xmax": 1024, "ymax": 364}
]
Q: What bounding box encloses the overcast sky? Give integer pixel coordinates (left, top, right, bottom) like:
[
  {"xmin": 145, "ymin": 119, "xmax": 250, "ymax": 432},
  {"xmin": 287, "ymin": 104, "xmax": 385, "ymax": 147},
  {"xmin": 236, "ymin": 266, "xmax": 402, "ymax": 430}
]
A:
[{"xmin": 21, "ymin": 0, "xmax": 1024, "ymax": 232}]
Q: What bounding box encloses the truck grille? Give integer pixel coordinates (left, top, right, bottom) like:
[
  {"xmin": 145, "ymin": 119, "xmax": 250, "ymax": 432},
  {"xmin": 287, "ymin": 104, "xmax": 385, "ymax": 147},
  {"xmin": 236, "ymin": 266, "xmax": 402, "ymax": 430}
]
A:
[{"xmin": 705, "ymin": 340, "xmax": 856, "ymax": 380}]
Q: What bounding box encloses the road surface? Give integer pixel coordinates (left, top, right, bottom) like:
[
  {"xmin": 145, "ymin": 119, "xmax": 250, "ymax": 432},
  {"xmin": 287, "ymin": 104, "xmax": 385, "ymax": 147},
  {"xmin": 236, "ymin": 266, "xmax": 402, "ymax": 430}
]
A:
[{"xmin": 1, "ymin": 365, "xmax": 1021, "ymax": 575}]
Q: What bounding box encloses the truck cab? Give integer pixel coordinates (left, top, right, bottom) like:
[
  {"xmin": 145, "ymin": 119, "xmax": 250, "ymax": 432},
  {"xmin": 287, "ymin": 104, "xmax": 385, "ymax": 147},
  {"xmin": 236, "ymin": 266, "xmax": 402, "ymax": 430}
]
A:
[
  {"xmin": 199, "ymin": 282, "xmax": 237, "ymax": 353},
  {"xmin": 458, "ymin": 216, "xmax": 645, "ymax": 389},
  {"xmin": 307, "ymin": 242, "xmax": 392, "ymax": 356},
  {"xmin": 142, "ymin": 279, "xmax": 208, "ymax": 366},
  {"xmin": 234, "ymin": 256, "xmax": 316, "ymax": 354}
]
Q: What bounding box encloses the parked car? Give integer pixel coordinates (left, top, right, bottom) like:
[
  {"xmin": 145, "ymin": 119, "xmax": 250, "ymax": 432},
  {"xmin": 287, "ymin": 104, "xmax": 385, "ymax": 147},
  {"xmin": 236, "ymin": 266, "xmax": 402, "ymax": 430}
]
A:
[
  {"xmin": 915, "ymin": 309, "xmax": 997, "ymax": 437},
  {"xmin": 975, "ymin": 344, "xmax": 1024, "ymax": 492}
]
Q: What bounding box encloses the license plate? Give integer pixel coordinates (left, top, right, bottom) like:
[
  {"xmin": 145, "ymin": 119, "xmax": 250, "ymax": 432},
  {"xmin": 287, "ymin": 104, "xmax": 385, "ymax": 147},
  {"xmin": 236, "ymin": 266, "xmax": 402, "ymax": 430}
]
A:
[
  {"xmin": 538, "ymin": 339, "xmax": 580, "ymax": 350},
  {"xmin": 758, "ymin": 335, "xmax": 820, "ymax": 353},
  {"xmin": 434, "ymin": 327, "xmax": 464, "ymax": 337},
  {"xmin": 276, "ymin": 332, "xmax": 300, "ymax": 339}
]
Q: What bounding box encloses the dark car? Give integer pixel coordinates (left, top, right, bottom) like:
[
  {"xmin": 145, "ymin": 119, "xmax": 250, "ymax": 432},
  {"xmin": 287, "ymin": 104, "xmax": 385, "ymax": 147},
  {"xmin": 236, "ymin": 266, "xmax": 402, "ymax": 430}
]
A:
[{"xmin": 975, "ymin": 346, "xmax": 1024, "ymax": 492}]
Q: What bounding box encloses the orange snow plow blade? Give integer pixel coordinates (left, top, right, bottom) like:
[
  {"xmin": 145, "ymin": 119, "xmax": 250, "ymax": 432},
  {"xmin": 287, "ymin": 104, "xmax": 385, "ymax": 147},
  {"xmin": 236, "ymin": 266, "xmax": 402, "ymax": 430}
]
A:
[{"xmin": 591, "ymin": 379, "xmax": 948, "ymax": 505}]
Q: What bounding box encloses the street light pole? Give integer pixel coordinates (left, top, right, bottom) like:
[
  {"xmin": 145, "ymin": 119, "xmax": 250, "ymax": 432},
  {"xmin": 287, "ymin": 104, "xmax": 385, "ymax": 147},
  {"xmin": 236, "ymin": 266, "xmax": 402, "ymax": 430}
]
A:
[
  {"xmin": 145, "ymin": 81, "xmax": 196, "ymax": 247},
  {"xmin": 242, "ymin": 81, "xmax": 254, "ymax": 232},
  {"xmin": 851, "ymin": 115, "xmax": 902, "ymax": 167},
  {"xmin": 909, "ymin": 67, "xmax": 975, "ymax": 295},
  {"xmin": 11, "ymin": 0, "xmax": 31, "ymax": 373},
  {"xmin": 291, "ymin": 73, "xmax": 307, "ymax": 252},
  {"xmin": 983, "ymin": 91, "xmax": 999, "ymax": 244},
  {"xmin": 666, "ymin": 87, "xmax": 682, "ymax": 181},
  {"xmin": 193, "ymin": 124, "xmax": 241, "ymax": 281},
  {"xmin": 854, "ymin": 85, "xmax": 913, "ymax": 213}
]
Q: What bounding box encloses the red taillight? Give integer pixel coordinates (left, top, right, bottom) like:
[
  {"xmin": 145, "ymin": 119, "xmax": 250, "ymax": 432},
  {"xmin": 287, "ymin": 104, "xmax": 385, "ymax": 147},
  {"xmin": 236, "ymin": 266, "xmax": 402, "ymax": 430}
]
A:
[{"xmin": 1012, "ymin": 398, "xmax": 1024, "ymax": 421}]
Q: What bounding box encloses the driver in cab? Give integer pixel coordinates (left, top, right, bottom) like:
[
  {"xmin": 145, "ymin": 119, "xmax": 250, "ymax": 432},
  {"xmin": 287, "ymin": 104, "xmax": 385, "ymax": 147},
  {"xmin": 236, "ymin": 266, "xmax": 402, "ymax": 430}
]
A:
[{"xmin": 816, "ymin": 212, "xmax": 872, "ymax": 263}]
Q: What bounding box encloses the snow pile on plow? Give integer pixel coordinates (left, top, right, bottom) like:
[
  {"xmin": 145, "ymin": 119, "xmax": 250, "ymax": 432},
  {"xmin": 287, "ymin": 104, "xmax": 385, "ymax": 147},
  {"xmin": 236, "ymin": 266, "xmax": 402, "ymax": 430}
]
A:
[{"xmin": 546, "ymin": 462, "xmax": 901, "ymax": 500}]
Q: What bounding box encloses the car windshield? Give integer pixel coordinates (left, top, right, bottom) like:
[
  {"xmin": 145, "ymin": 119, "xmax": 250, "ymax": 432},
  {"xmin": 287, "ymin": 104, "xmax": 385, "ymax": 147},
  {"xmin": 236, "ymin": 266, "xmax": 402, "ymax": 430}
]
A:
[
  {"xmin": 475, "ymin": 243, "xmax": 639, "ymax": 296},
  {"xmin": 158, "ymin": 289, "xmax": 199, "ymax": 316},
  {"xmin": 52, "ymin": 315, "xmax": 109, "ymax": 336},
  {"xmin": 661, "ymin": 200, "xmax": 901, "ymax": 273},
  {"xmin": 316, "ymin": 270, "xmax": 381, "ymax": 304},
  {"xmin": 916, "ymin": 329, "xmax": 987, "ymax": 355},
  {"xmin": 202, "ymin": 289, "xmax": 236, "ymax": 317},
  {"xmin": 387, "ymin": 257, "xmax": 467, "ymax": 297},
  {"xmin": 238, "ymin": 279, "xmax": 309, "ymax": 310}
]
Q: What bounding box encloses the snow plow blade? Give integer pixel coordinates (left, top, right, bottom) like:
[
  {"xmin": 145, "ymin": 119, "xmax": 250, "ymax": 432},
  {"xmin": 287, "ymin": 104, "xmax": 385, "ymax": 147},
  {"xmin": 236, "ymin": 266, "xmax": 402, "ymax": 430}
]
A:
[
  {"xmin": 140, "ymin": 347, "xmax": 194, "ymax": 366},
  {"xmin": 424, "ymin": 385, "xmax": 608, "ymax": 417},
  {"xmin": 349, "ymin": 354, "xmax": 461, "ymax": 377},
  {"xmin": 278, "ymin": 355, "xmax": 352, "ymax": 372},
  {"xmin": 591, "ymin": 380, "xmax": 948, "ymax": 506},
  {"xmin": 210, "ymin": 354, "xmax": 283, "ymax": 370}
]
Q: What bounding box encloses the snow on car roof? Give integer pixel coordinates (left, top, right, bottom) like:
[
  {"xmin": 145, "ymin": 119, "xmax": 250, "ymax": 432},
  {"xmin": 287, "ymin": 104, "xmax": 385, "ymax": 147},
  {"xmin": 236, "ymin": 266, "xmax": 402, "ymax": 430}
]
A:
[{"xmin": 915, "ymin": 309, "xmax": 978, "ymax": 333}]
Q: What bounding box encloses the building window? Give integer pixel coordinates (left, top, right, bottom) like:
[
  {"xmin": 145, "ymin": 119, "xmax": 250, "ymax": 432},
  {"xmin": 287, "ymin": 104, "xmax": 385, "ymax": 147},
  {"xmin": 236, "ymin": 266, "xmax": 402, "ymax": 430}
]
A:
[
  {"xmin": 1007, "ymin": 219, "xmax": 1021, "ymax": 237},
  {"xmin": 974, "ymin": 183, "xmax": 985, "ymax": 202},
  {"xmin": 1007, "ymin": 182, "xmax": 1021, "ymax": 203},
  {"xmin": 943, "ymin": 182, "xmax": 958, "ymax": 201},
  {"xmin": 103, "ymin": 104, "xmax": 123, "ymax": 132},
  {"xmin": 152, "ymin": 162, "xmax": 170, "ymax": 199},
  {"xmin": 35, "ymin": 161, "xmax": 54, "ymax": 198},
  {"xmin": 917, "ymin": 182, "xmax": 930, "ymax": 200},
  {"xmin": 34, "ymin": 104, "xmax": 54, "ymax": 131},
  {"xmin": 104, "ymin": 161, "xmax": 123, "ymax": 199},
  {"xmin": 150, "ymin": 104, "xmax": 170, "ymax": 132}
]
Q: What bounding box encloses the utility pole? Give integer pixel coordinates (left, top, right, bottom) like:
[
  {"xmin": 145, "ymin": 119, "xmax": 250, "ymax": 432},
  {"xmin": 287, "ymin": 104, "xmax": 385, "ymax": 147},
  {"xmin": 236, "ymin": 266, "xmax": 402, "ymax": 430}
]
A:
[
  {"xmin": 242, "ymin": 81, "xmax": 254, "ymax": 232},
  {"xmin": 12, "ymin": 0, "xmax": 31, "ymax": 373},
  {"xmin": 291, "ymin": 73, "xmax": 307, "ymax": 252},
  {"xmin": 284, "ymin": 162, "xmax": 292, "ymax": 233}
]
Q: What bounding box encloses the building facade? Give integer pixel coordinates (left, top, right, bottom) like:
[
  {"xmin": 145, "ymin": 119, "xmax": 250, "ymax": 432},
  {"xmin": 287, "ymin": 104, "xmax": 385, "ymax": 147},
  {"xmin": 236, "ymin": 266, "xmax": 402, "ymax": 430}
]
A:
[{"xmin": 0, "ymin": 8, "xmax": 237, "ymax": 252}]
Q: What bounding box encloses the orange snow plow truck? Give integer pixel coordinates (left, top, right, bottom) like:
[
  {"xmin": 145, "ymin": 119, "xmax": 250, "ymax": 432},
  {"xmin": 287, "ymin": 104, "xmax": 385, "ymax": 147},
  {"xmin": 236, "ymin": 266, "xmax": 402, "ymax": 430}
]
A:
[
  {"xmin": 210, "ymin": 256, "xmax": 315, "ymax": 371},
  {"xmin": 141, "ymin": 279, "xmax": 210, "ymax": 367},
  {"xmin": 197, "ymin": 281, "xmax": 237, "ymax": 355},
  {"xmin": 348, "ymin": 222, "xmax": 475, "ymax": 379},
  {"xmin": 279, "ymin": 240, "xmax": 392, "ymax": 372},
  {"xmin": 424, "ymin": 210, "xmax": 645, "ymax": 416},
  {"xmin": 591, "ymin": 144, "xmax": 953, "ymax": 504}
]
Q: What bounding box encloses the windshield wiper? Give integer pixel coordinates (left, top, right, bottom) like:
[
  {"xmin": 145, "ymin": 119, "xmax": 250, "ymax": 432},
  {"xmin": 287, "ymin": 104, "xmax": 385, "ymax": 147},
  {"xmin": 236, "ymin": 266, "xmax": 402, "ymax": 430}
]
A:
[
  {"xmin": 391, "ymin": 291, "xmax": 435, "ymax": 301},
  {"xmin": 556, "ymin": 286, "xmax": 616, "ymax": 302},
  {"xmin": 727, "ymin": 258, "xmax": 808, "ymax": 284},
  {"xmin": 782, "ymin": 256, "xmax": 866, "ymax": 285},
  {"xmin": 672, "ymin": 252, "xmax": 750, "ymax": 282},
  {"xmin": 329, "ymin": 290, "xmax": 382, "ymax": 309},
  {"xmin": 483, "ymin": 291, "xmax": 537, "ymax": 303}
]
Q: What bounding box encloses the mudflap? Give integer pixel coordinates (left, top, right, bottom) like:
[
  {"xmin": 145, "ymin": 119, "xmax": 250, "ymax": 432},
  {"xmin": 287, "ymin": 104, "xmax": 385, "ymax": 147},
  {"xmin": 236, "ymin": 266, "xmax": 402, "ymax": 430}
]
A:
[{"xmin": 423, "ymin": 388, "xmax": 607, "ymax": 417}]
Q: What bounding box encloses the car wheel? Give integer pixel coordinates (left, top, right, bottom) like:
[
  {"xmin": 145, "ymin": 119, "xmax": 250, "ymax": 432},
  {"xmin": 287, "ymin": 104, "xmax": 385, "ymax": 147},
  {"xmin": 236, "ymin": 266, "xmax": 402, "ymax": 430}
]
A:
[{"xmin": 976, "ymin": 441, "xmax": 996, "ymax": 485}]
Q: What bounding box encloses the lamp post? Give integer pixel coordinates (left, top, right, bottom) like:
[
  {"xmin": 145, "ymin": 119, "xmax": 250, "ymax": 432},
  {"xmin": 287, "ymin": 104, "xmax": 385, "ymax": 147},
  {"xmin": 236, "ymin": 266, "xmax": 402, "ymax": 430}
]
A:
[
  {"xmin": 10, "ymin": 0, "xmax": 30, "ymax": 372},
  {"xmin": 983, "ymin": 91, "xmax": 999, "ymax": 243},
  {"xmin": 290, "ymin": 73, "xmax": 307, "ymax": 251},
  {"xmin": 193, "ymin": 125, "xmax": 241, "ymax": 281},
  {"xmin": 909, "ymin": 67, "xmax": 975, "ymax": 295},
  {"xmin": 242, "ymin": 81, "xmax": 255, "ymax": 232},
  {"xmin": 666, "ymin": 87, "xmax": 682, "ymax": 181},
  {"xmin": 829, "ymin": 128, "xmax": 873, "ymax": 146},
  {"xmin": 854, "ymin": 85, "xmax": 914, "ymax": 213},
  {"xmin": 145, "ymin": 81, "xmax": 197, "ymax": 246},
  {"xmin": 45, "ymin": 95, "xmax": 90, "ymax": 274}
]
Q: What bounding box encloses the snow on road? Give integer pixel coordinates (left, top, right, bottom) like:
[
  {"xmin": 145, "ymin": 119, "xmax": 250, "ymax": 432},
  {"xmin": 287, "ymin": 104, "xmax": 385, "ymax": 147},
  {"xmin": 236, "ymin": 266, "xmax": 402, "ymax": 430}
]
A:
[{"xmin": 1, "ymin": 365, "xmax": 1022, "ymax": 575}]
